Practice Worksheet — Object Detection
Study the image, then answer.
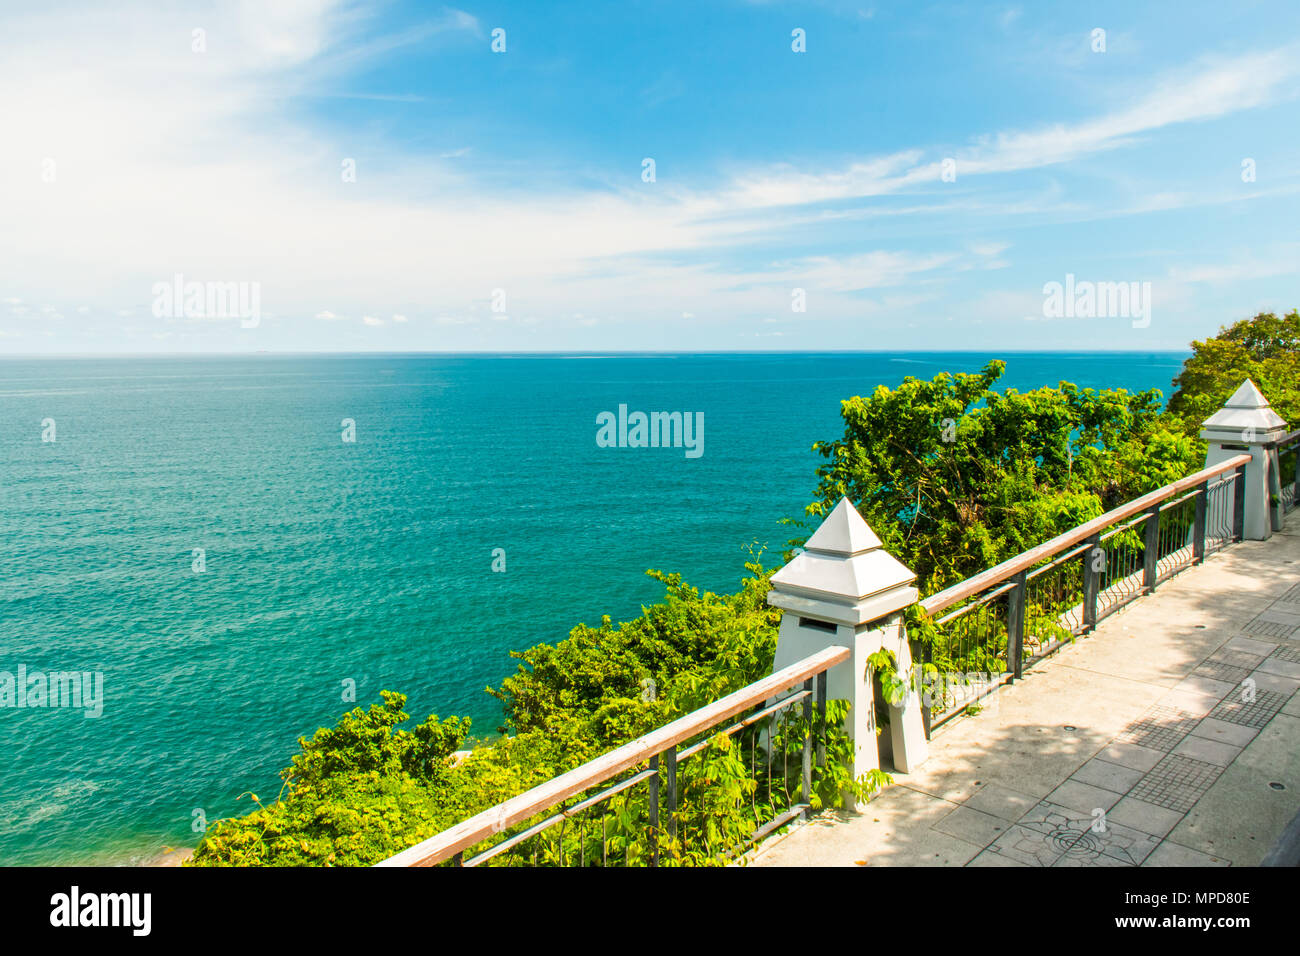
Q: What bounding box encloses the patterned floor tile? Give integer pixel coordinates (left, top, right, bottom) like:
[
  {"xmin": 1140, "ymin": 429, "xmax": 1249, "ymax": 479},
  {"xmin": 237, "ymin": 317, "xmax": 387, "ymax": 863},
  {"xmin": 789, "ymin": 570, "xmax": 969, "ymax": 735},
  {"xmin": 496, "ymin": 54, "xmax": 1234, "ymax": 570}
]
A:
[
  {"xmin": 1193, "ymin": 659, "xmax": 1251, "ymax": 684},
  {"xmin": 1208, "ymin": 648, "xmax": 1267, "ymax": 670},
  {"xmin": 1114, "ymin": 705, "xmax": 1201, "ymax": 752},
  {"xmin": 1241, "ymin": 617, "xmax": 1296, "ymax": 639},
  {"xmin": 989, "ymin": 801, "xmax": 1159, "ymax": 866},
  {"xmin": 1269, "ymin": 643, "xmax": 1300, "ymax": 664},
  {"xmin": 1206, "ymin": 688, "xmax": 1288, "ymax": 728},
  {"xmin": 986, "ymin": 823, "xmax": 1072, "ymax": 866},
  {"xmin": 1129, "ymin": 753, "xmax": 1225, "ymax": 813}
]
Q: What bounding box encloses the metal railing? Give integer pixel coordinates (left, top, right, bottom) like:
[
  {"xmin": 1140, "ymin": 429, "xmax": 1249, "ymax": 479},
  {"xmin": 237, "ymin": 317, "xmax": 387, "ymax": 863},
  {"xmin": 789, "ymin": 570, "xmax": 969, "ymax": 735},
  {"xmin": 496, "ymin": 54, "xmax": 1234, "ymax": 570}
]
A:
[
  {"xmin": 916, "ymin": 454, "xmax": 1253, "ymax": 728},
  {"xmin": 1270, "ymin": 429, "xmax": 1300, "ymax": 524},
  {"xmin": 377, "ymin": 645, "xmax": 849, "ymax": 867}
]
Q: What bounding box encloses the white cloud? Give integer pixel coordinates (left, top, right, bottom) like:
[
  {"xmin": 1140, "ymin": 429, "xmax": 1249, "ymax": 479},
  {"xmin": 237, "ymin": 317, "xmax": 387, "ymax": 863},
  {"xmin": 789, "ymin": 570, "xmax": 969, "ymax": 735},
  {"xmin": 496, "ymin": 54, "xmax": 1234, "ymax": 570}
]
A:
[
  {"xmin": 1168, "ymin": 250, "xmax": 1300, "ymax": 283},
  {"xmin": 0, "ymin": 3, "xmax": 1294, "ymax": 351}
]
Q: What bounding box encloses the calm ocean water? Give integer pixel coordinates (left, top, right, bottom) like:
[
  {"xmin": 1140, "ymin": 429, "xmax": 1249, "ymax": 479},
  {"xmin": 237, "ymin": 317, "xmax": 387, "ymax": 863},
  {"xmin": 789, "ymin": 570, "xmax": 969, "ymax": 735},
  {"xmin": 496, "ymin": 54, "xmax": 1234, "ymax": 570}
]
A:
[{"xmin": 0, "ymin": 352, "xmax": 1188, "ymax": 864}]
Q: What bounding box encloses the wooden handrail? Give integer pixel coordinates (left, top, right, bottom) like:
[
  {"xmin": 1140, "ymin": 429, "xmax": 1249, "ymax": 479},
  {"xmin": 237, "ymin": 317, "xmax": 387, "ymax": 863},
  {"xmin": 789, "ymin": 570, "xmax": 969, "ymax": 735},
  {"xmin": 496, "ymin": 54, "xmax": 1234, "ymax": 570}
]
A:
[
  {"xmin": 920, "ymin": 454, "xmax": 1252, "ymax": 616},
  {"xmin": 376, "ymin": 644, "xmax": 851, "ymax": 867}
]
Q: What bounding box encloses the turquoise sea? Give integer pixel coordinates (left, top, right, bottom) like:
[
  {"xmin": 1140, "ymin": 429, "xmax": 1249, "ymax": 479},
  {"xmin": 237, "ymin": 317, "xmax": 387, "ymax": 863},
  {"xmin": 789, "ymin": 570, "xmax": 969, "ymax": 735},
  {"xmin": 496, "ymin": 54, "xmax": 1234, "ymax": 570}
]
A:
[{"xmin": 0, "ymin": 352, "xmax": 1189, "ymax": 865}]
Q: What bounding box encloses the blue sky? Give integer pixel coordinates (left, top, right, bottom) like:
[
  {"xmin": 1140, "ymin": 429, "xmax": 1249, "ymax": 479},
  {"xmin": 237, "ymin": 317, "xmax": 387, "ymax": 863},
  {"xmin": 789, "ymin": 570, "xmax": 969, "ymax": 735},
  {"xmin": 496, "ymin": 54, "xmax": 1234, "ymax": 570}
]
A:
[{"xmin": 2, "ymin": 0, "xmax": 1298, "ymax": 352}]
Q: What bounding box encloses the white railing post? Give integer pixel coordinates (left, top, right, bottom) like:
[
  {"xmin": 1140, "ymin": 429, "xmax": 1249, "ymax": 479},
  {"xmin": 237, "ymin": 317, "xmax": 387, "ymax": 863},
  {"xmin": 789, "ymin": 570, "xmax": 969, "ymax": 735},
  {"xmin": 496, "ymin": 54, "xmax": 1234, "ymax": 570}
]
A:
[
  {"xmin": 1200, "ymin": 380, "xmax": 1288, "ymax": 541},
  {"xmin": 767, "ymin": 497, "xmax": 927, "ymax": 809}
]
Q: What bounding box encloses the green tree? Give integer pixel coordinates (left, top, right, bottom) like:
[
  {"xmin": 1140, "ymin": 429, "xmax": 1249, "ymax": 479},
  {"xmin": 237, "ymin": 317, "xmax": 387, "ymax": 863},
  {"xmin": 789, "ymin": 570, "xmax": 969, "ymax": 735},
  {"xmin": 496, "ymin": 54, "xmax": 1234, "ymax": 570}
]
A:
[
  {"xmin": 805, "ymin": 360, "xmax": 1199, "ymax": 592},
  {"xmin": 1167, "ymin": 309, "xmax": 1300, "ymax": 435},
  {"xmin": 189, "ymin": 563, "xmax": 794, "ymax": 867}
]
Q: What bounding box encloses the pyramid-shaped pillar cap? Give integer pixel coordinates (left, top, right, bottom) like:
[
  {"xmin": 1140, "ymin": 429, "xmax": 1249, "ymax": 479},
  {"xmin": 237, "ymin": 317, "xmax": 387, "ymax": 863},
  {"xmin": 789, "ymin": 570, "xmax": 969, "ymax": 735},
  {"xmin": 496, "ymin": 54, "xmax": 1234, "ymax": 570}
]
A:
[
  {"xmin": 1200, "ymin": 378, "xmax": 1287, "ymax": 443},
  {"xmin": 802, "ymin": 496, "xmax": 883, "ymax": 556},
  {"xmin": 768, "ymin": 497, "xmax": 918, "ymax": 627}
]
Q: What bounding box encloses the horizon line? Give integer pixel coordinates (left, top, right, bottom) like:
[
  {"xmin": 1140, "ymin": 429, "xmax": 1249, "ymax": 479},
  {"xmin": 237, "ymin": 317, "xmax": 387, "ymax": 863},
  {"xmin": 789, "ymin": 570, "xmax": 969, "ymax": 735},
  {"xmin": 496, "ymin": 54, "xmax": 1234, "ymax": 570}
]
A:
[{"xmin": 0, "ymin": 348, "xmax": 1195, "ymax": 359}]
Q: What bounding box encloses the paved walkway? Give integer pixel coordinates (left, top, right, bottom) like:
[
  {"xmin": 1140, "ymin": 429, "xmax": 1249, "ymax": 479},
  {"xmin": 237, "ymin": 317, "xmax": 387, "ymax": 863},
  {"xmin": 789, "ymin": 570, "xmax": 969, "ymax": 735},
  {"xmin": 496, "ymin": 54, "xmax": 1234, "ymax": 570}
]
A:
[{"xmin": 753, "ymin": 511, "xmax": 1300, "ymax": 867}]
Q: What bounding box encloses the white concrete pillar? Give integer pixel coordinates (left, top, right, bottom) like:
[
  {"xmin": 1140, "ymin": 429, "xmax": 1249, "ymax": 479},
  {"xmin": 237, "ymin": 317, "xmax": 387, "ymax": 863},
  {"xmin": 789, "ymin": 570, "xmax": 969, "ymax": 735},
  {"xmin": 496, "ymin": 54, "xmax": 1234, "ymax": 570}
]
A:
[
  {"xmin": 767, "ymin": 497, "xmax": 927, "ymax": 809},
  {"xmin": 1200, "ymin": 380, "xmax": 1288, "ymax": 541}
]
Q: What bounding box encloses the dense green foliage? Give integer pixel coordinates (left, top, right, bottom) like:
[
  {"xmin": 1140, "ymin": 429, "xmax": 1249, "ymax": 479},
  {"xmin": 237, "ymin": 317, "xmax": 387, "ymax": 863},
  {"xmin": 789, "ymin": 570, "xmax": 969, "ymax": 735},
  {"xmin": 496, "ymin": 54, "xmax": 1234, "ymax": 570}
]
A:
[
  {"xmin": 805, "ymin": 359, "xmax": 1200, "ymax": 593},
  {"xmin": 191, "ymin": 563, "xmax": 862, "ymax": 866},
  {"xmin": 1167, "ymin": 309, "xmax": 1300, "ymax": 436},
  {"xmin": 194, "ymin": 321, "xmax": 1297, "ymax": 867}
]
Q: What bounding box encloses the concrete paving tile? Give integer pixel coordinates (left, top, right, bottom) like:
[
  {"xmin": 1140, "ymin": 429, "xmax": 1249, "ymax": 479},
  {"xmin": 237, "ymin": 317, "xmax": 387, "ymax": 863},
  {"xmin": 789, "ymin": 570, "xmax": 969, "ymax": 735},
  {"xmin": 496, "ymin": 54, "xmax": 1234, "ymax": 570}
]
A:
[
  {"xmin": 1142, "ymin": 841, "xmax": 1230, "ymax": 867},
  {"xmin": 1107, "ymin": 796, "xmax": 1186, "ymax": 837},
  {"xmin": 1094, "ymin": 741, "xmax": 1165, "ymax": 772},
  {"xmin": 1207, "ymin": 648, "xmax": 1266, "ymax": 670},
  {"xmin": 933, "ymin": 805, "xmax": 1010, "ymax": 847},
  {"xmin": 966, "ymin": 849, "xmax": 1025, "ymax": 867},
  {"xmin": 961, "ymin": 783, "xmax": 1040, "ymax": 822},
  {"xmin": 1225, "ymin": 636, "xmax": 1279, "ymax": 657},
  {"xmin": 1189, "ymin": 716, "xmax": 1259, "ymax": 747},
  {"xmin": 1283, "ymin": 691, "xmax": 1300, "ymax": 719},
  {"xmin": 1257, "ymin": 607, "xmax": 1300, "ymax": 625},
  {"xmin": 1171, "ymin": 674, "xmax": 1236, "ymax": 701},
  {"xmin": 1047, "ymin": 779, "xmax": 1122, "ymax": 814},
  {"xmin": 1171, "ymin": 735, "xmax": 1244, "ymax": 767},
  {"xmin": 1071, "ymin": 758, "xmax": 1146, "ymax": 794},
  {"xmin": 1258, "ymin": 658, "xmax": 1300, "ymax": 679},
  {"xmin": 1247, "ymin": 668, "xmax": 1300, "ymax": 695},
  {"xmin": 1154, "ymin": 688, "xmax": 1219, "ymax": 717},
  {"xmin": 1052, "ymin": 851, "xmax": 1133, "ymax": 866}
]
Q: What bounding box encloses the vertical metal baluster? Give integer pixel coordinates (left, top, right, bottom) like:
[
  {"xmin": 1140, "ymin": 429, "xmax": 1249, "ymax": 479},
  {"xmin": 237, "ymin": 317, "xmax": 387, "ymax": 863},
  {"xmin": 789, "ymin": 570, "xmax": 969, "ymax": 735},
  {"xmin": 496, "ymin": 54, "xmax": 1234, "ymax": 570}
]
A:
[
  {"xmin": 920, "ymin": 638, "xmax": 933, "ymax": 738},
  {"xmin": 648, "ymin": 755, "xmax": 660, "ymax": 868},
  {"xmin": 1142, "ymin": 503, "xmax": 1160, "ymax": 593},
  {"xmin": 1006, "ymin": 570, "xmax": 1026, "ymax": 680},
  {"xmin": 1233, "ymin": 464, "xmax": 1247, "ymax": 541},
  {"xmin": 801, "ymin": 678, "xmax": 813, "ymax": 812},
  {"xmin": 602, "ymin": 816, "xmax": 607, "ymax": 868},
  {"xmin": 1083, "ymin": 533, "xmax": 1101, "ymax": 632},
  {"xmin": 759, "ymin": 717, "xmax": 769, "ymax": 806},
  {"xmin": 782, "ymin": 708, "xmax": 790, "ymax": 806},
  {"xmin": 665, "ymin": 746, "xmax": 678, "ymax": 850},
  {"xmin": 816, "ymin": 671, "xmax": 828, "ymax": 768}
]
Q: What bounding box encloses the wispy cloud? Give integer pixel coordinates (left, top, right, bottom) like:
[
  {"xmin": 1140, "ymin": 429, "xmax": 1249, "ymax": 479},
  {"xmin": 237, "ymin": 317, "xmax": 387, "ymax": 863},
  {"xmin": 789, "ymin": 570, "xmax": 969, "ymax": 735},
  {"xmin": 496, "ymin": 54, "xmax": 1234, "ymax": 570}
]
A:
[{"xmin": 1, "ymin": 3, "xmax": 1295, "ymax": 352}]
